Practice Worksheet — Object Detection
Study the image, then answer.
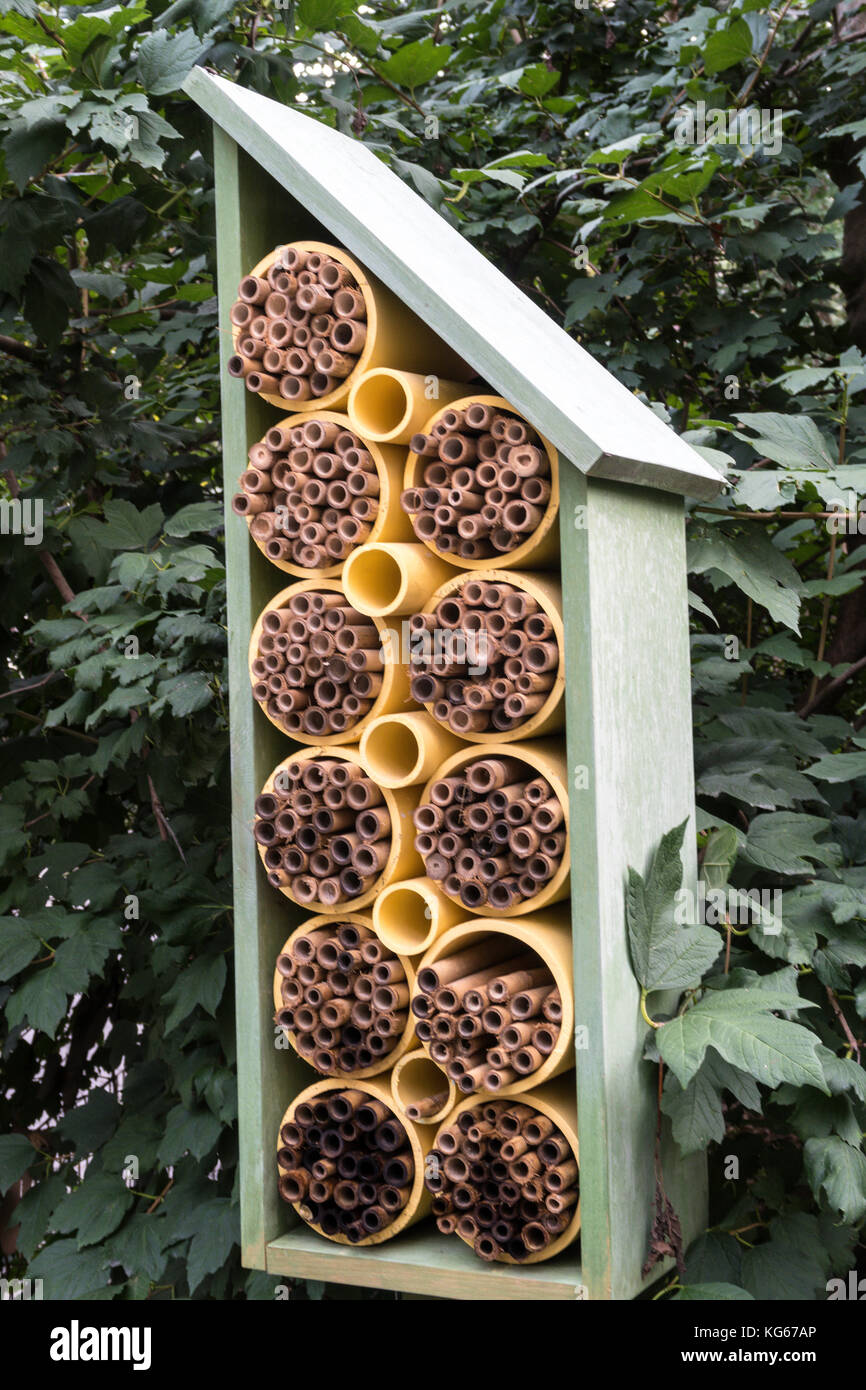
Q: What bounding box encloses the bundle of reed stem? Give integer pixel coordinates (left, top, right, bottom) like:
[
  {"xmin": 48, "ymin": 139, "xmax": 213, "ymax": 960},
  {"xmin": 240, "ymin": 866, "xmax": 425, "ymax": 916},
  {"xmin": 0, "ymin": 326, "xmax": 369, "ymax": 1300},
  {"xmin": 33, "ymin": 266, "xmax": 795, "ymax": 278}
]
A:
[
  {"xmin": 276, "ymin": 920, "xmax": 410, "ymax": 1074},
  {"xmin": 409, "ymin": 576, "xmax": 560, "ymax": 737},
  {"xmin": 402, "ymin": 403, "xmax": 551, "ymax": 560},
  {"xmin": 228, "ymin": 247, "xmax": 367, "ymax": 403},
  {"xmin": 231, "ymin": 417, "xmax": 381, "ymax": 570},
  {"xmin": 255, "ymin": 757, "xmax": 392, "ymax": 909},
  {"xmin": 412, "ymin": 937, "xmax": 562, "ymax": 1094},
  {"xmin": 413, "ymin": 755, "xmax": 566, "ymax": 912},
  {"xmin": 252, "ymin": 589, "xmax": 383, "ymax": 739},
  {"xmin": 426, "ymin": 1098, "xmax": 578, "ymax": 1262},
  {"xmin": 278, "ymin": 1088, "xmax": 415, "ymax": 1243}
]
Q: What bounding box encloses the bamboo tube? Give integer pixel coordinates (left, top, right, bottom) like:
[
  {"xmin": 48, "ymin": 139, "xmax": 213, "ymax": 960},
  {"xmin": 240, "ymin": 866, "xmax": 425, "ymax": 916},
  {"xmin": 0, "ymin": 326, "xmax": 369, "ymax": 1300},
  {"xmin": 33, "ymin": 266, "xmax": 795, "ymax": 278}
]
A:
[
  {"xmin": 278, "ymin": 1076, "xmax": 434, "ymax": 1246},
  {"xmin": 248, "ymin": 579, "xmax": 413, "ymax": 748},
  {"xmin": 403, "ymin": 396, "xmax": 560, "ymax": 571},
  {"xmin": 359, "ymin": 711, "xmax": 463, "ymax": 790},
  {"xmin": 414, "ymin": 908, "xmax": 574, "ymax": 1096},
  {"xmin": 414, "ymin": 569, "xmax": 564, "ymax": 744},
  {"xmin": 416, "ymin": 740, "xmax": 570, "ymax": 916},
  {"xmin": 232, "ymin": 242, "xmax": 472, "ymax": 413},
  {"xmin": 372, "ymin": 876, "xmax": 465, "ymax": 955},
  {"xmin": 273, "ymin": 916, "xmax": 417, "ymax": 1079},
  {"xmin": 256, "ymin": 746, "xmax": 422, "ymax": 913},
  {"xmin": 391, "ymin": 1051, "xmax": 457, "ymax": 1126},
  {"xmin": 342, "ymin": 541, "xmax": 454, "ymax": 618},
  {"xmin": 236, "ymin": 411, "xmax": 413, "ymax": 578},
  {"xmin": 347, "ymin": 369, "xmax": 471, "ymax": 446},
  {"xmin": 429, "ymin": 1076, "xmax": 580, "ymax": 1264}
]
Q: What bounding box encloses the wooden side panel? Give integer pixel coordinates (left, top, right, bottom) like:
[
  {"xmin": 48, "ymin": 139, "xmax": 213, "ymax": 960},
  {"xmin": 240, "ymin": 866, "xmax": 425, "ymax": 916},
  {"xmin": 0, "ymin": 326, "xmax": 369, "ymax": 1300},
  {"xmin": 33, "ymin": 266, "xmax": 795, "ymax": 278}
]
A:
[
  {"xmin": 213, "ymin": 130, "xmax": 327, "ymax": 1269},
  {"xmin": 559, "ymin": 467, "xmax": 708, "ymax": 1300}
]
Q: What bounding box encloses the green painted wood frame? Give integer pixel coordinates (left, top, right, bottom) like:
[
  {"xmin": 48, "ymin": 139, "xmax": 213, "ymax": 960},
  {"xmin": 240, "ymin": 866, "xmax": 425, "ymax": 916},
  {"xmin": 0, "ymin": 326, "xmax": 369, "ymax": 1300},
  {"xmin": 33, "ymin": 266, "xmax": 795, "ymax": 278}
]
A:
[{"xmin": 213, "ymin": 127, "xmax": 707, "ymax": 1301}]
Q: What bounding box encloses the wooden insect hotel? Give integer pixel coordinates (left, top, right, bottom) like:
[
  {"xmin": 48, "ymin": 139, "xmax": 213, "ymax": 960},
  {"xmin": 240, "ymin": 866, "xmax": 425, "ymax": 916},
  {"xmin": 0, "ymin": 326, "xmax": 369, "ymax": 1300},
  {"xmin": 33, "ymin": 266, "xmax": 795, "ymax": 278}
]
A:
[{"xmin": 185, "ymin": 68, "xmax": 725, "ymax": 1300}]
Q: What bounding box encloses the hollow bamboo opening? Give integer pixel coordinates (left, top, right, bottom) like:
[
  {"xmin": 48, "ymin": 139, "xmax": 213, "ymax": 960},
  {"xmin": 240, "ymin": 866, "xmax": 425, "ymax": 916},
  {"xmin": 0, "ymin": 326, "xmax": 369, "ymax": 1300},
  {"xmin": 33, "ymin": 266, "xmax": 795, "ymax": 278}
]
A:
[
  {"xmin": 391, "ymin": 1051, "xmax": 456, "ymax": 1127},
  {"xmin": 372, "ymin": 876, "xmax": 465, "ymax": 955},
  {"xmin": 342, "ymin": 542, "xmax": 454, "ymax": 618},
  {"xmin": 347, "ymin": 368, "xmax": 470, "ymax": 445},
  {"xmin": 360, "ymin": 711, "xmax": 463, "ymax": 789}
]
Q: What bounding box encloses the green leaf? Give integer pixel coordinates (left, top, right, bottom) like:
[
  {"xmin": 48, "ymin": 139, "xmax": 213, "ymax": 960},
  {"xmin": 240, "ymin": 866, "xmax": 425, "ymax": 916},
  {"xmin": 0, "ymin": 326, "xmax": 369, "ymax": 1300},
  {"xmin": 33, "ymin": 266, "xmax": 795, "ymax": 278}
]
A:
[
  {"xmin": 662, "ymin": 1049, "xmax": 762, "ymax": 1155},
  {"xmin": 185, "ymin": 1198, "xmax": 237, "ymax": 1294},
  {"xmin": 0, "ymin": 1132, "xmax": 37, "ymax": 1189},
  {"xmin": 657, "ymin": 987, "xmax": 826, "ymax": 1092},
  {"xmin": 0, "ymin": 919, "xmax": 40, "ymax": 979},
  {"xmin": 108, "ymin": 1215, "xmax": 165, "ymax": 1282},
  {"xmin": 163, "ymin": 953, "xmax": 226, "ymax": 1032},
  {"xmin": 804, "ymin": 1136, "xmax": 866, "ymax": 1223},
  {"xmin": 158, "ymin": 1104, "xmax": 221, "ymax": 1164},
  {"xmin": 6, "ymin": 964, "xmax": 69, "ymax": 1038},
  {"xmin": 733, "ymin": 412, "xmax": 836, "ymax": 470},
  {"xmin": 98, "ymin": 499, "xmax": 164, "ymax": 550},
  {"xmin": 380, "ymin": 39, "xmax": 451, "ymax": 89},
  {"xmin": 702, "ymin": 825, "xmax": 738, "ymax": 891},
  {"xmin": 807, "ymin": 752, "xmax": 866, "ymax": 783},
  {"xmin": 60, "ymin": 1088, "xmax": 121, "ymax": 1153},
  {"xmin": 518, "ymin": 63, "xmax": 560, "ymax": 98},
  {"xmin": 28, "ymin": 1238, "xmax": 111, "ymax": 1299},
  {"xmin": 704, "ymin": 18, "xmax": 753, "ymax": 75},
  {"xmin": 137, "ymin": 28, "xmax": 204, "ymax": 96},
  {"xmin": 13, "ymin": 1175, "xmax": 66, "ymax": 1261},
  {"xmin": 296, "ymin": 0, "xmax": 354, "ymax": 28},
  {"xmin": 626, "ymin": 820, "xmax": 721, "ymax": 991},
  {"xmin": 688, "ymin": 530, "xmax": 803, "ymax": 633},
  {"xmin": 163, "ymin": 500, "xmax": 223, "ymax": 537},
  {"xmin": 52, "ymin": 1171, "xmax": 134, "ymax": 1248},
  {"xmin": 741, "ymin": 813, "xmax": 841, "ymax": 875}
]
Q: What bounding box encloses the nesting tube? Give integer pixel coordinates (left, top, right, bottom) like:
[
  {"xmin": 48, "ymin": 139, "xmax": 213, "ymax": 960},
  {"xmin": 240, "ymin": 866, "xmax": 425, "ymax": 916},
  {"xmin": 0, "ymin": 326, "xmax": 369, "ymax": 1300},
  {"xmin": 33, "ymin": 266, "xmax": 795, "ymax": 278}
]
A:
[
  {"xmin": 248, "ymin": 579, "xmax": 413, "ymax": 746},
  {"xmin": 427, "ymin": 1076, "xmax": 580, "ymax": 1263},
  {"xmin": 391, "ymin": 1051, "xmax": 457, "ymax": 1127},
  {"xmin": 373, "ymin": 876, "xmax": 465, "ymax": 956},
  {"xmin": 231, "ymin": 411, "xmax": 413, "ymax": 577},
  {"xmin": 277, "ymin": 1076, "xmax": 434, "ymax": 1245},
  {"xmin": 255, "ymin": 746, "xmax": 421, "ymax": 912},
  {"xmin": 230, "ymin": 242, "xmax": 473, "ymax": 413},
  {"xmin": 415, "ymin": 740, "xmax": 570, "ymax": 916},
  {"xmin": 343, "ymin": 542, "xmax": 454, "ymax": 618},
  {"xmin": 412, "ymin": 909, "xmax": 573, "ymax": 1097},
  {"xmin": 360, "ymin": 711, "xmax": 464, "ymax": 790},
  {"xmin": 347, "ymin": 368, "xmax": 471, "ymax": 446},
  {"xmin": 412, "ymin": 569, "xmax": 565, "ymax": 743},
  {"xmin": 402, "ymin": 395, "xmax": 560, "ymax": 570},
  {"xmin": 273, "ymin": 915, "xmax": 416, "ymax": 1078}
]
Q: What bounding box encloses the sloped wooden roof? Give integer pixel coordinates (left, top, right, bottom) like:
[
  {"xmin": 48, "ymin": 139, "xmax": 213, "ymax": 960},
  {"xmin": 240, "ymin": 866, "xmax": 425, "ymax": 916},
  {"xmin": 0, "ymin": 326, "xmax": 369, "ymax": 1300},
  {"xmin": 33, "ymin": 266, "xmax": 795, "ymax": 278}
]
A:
[{"xmin": 185, "ymin": 68, "xmax": 725, "ymax": 501}]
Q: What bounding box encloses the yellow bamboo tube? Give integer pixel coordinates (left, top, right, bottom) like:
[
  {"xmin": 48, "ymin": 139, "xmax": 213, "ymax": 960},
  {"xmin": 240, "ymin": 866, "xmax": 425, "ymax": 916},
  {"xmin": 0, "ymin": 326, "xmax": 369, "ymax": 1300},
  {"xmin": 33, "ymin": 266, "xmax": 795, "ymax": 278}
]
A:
[
  {"xmin": 416, "ymin": 907, "xmax": 574, "ymax": 1096},
  {"xmin": 404, "ymin": 395, "xmax": 560, "ymax": 571},
  {"xmin": 419, "ymin": 739, "xmax": 570, "ymax": 915},
  {"xmin": 347, "ymin": 368, "xmax": 470, "ymax": 446},
  {"xmin": 392, "ymin": 1051, "xmax": 457, "ymax": 1127},
  {"xmin": 233, "ymin": 243, "xmax": 473, "ymax": 413},
  {"xmin": 273, "ymin": 914, "xmax": 417, "ymax": 1079},
  {"xmin": 248, "ymin": 578, "xmax": 414, "ymax": 747},
  {"xmin": 434, "ymin": 1074, "xmax": 580, "ymax": 1263},
  {"xmin": 242, "ymin": 411, "xmax": 413, "ymax": 578},
  {"xmin": 278, "ymin": 1075, "xmax": 434, "ymax": 1245},
  {"xmin": 342, "ymin": 541, "xmax": 454, "ymax": 617},
  {"xmin": 258, "ymin": 745, "xmax": 422, "ymax": 912},
  {"xmin": 373, "ymin": 876, "xmax": 465, "ymax": 955},
  {"xmin": 420, "ymin": 569, "xmax": 564, "ymax": 743},
  {"xmin": 360, "ymin": 711, "xmax": 464, "ymax": 789}
]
